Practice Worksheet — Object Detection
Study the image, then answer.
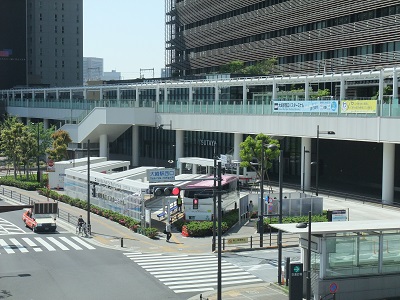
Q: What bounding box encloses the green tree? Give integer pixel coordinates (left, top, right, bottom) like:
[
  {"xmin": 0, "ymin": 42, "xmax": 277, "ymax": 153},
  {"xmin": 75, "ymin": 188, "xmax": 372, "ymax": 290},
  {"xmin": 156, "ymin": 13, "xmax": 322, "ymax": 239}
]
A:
[
  {"xmin": 0, "ymin": 117, "xmax": 30, "ymax": 179},
  {"xmin": 220, "ymin": 60, "xmax": 246, "ymax": 74},
  {"xmin": 239, "ymin": 134, "xmax": 280, "ymax": 182},
  {"xmin": 46, "ymin": 130, "xmax": 72, "ymax": 161}
]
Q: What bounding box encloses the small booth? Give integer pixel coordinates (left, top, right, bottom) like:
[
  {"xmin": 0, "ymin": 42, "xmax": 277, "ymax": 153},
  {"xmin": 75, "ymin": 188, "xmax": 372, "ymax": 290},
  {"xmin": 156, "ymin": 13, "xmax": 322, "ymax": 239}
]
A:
[{"xmin": 271, "ymin": 219, "xmax": 400, "ymax": 300}]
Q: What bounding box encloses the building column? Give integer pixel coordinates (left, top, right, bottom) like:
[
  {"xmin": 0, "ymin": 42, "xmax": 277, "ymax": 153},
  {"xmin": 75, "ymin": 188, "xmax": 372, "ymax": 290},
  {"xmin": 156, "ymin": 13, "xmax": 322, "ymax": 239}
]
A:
[
  {"xmin": 272, "ymin": 81, "xmax": 277, "ymax": 100},
  {"xmin": 192, "ymin": 164, "xmax": 198, "ymax": 174},
  {"xmin": 382, "ymin": 143, "xmax": 395, "ymax": 204},
  {"xmin": 26, "ymin": 118, "xmax": 31, "ymax": 125},
  {"xmin": 43, "ymin": 119, "xmax": 49, "ymax": 130},
  {"xmin": 176, "ymin": 130, "xmax": 184, "ymax": 164},
  {"xmin": 340, "ymin": 74, "xmax": 346, "ymax": 100},
  {"xmin": 304, "ymin": 78, "xmax": 309, "ymax": 100},
  {"xmin": 99, "ymin": 134, "xmax": 108, "ymax": 158},
  {"xmin": 393, "ymin": 67, "xmax": 398, "ymax": 105},
  {"xmin": 301, "ymin": 137, "xmax": 312, "ymax": 192},
  {"xmin": 131, "ymin": 125, "xmax": 139, "ymax": 167},
  {"xmin": 242, "ymin": 84, "xmax": 247, "ymax": 109},
  {"xmin": 233, "ymin": 133, "xmax": 243, "ymax": 161},
  {"xmin": 135, "ymin": 87, "xmax": 140, "ymax": 107},
  {"xmin": 189, "ymin": 86, "xmax": 193, "ymax": 105}
]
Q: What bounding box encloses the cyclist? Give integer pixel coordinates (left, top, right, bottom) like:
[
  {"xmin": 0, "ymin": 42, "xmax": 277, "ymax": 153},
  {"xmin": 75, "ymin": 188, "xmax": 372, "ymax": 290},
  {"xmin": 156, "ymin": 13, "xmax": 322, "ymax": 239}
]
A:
[{"xmin": 77, "ymin": 215, "xmax": 85, "ymax": 233}]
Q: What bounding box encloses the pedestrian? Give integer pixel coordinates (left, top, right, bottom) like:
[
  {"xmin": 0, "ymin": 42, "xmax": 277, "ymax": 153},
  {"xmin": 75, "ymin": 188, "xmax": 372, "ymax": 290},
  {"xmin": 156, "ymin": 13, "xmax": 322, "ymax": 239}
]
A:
[
  {"xmin": 248, "ymin": 200, "xmax": 254, "ymax": 220},
  {"xmin": 177, "ymin": 195, "xmax": 183, "ymax": 212},
  {"xmin": 165, "ymin": 221, "xmax": 172, "ymax": 242}
]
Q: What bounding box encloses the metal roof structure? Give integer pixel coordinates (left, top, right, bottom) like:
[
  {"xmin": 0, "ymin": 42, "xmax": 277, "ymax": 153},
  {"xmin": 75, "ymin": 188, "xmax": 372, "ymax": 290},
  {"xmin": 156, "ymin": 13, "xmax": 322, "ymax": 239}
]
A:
[{"xmin": 270, "ymin": 219, "xmax": 400, "ymax": 235}]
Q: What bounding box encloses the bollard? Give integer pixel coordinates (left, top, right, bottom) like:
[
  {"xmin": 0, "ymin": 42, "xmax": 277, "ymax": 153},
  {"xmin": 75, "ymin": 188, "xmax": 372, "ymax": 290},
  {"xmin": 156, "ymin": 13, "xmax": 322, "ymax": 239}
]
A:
[
  {"xmin": 121, "ymin": 237, "xmax": 124, "ymax": 248},
  {"xmin": 250, "ymin": 236, "xmax": 253, "ymax": 248}
]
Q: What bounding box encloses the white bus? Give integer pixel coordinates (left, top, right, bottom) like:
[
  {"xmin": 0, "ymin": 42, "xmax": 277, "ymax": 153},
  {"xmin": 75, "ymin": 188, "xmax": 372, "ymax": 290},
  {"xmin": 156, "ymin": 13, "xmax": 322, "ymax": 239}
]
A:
[{"xmin": 183, "ymin": 175, "xmax": 239, "ymax": 221}]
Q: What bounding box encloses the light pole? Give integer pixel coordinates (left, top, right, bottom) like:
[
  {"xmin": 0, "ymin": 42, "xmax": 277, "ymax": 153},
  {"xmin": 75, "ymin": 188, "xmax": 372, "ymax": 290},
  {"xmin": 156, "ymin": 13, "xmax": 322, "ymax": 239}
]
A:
[
  {"xmin": 307, "ymin": 210, "xmax": 312, "ymax": 300},
  {"xmin": 36, "ymin": 123, "xmax": 40, "ymax": 183},
  {"xmin": 155, "ymin": 120, "xmax": 173, "ymax": 167},
  {"xmin": 302, "ymin": 146, "xmax": 310, "ymax": 193},
  {"xmin": 315, "ymin": 125, "xmax": 335, "ymax": 196},
  {"xmin": 277, "ymin": 149, "xmax": 283, "ymax": 285},
  {"xmin": 259, "ymin": 143, "xmax": 279, "ymax": 247}
]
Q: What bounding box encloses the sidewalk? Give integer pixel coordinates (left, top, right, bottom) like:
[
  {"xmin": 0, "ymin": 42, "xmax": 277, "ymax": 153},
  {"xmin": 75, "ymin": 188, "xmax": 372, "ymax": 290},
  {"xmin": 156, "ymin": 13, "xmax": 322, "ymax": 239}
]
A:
[{"xmin": 4, "ymin": 185, "xmax": 400, "ymax": 300}]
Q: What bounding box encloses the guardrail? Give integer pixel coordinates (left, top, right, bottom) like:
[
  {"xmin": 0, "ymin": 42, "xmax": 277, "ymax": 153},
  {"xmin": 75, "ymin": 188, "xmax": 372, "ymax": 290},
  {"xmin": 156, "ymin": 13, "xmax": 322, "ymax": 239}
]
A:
[
  {"xmin": 0, "ymin": 186, "xmax": 80, "ymax": 228},
  {"xmin": 221, "ymin": 232, "xmax": 299, "ymax": 251}
]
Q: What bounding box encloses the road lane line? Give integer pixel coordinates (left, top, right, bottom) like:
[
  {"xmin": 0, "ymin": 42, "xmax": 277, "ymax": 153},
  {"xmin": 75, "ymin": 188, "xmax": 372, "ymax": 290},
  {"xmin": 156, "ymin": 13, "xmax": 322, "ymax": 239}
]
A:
[
  {"xmin": 47, "ymin": 237, "xmax": 69, "ymax": 251},
  {"xmin": 71, "ymin": 237, "xmax": 96, "ymax": 249},
  {"xmin": 9, "ymin": 238, "xmax": 28, "ymax": 253},
  {"xmin": 35, "ymin": 237, "xmax": 56, "ymax": 251},
  {"xmin": 59, "ymin": 237, "xmax": 83, "ymax": 250},
  {"xmin": 22, "ymin": 238, "xmax": 42, "ymax": 252}
]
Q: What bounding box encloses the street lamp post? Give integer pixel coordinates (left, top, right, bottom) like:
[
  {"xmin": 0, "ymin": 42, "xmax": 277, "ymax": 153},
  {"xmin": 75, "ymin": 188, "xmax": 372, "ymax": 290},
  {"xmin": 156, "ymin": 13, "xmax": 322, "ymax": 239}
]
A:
[
  {"xmin": 259, "ymin": 143, "xmax": 265, "ymax": 247},
  {"xmin": 36, "ymin": 123, "xmax": 40, "ymax": 183},
  {"xmin": 307, "ymin": 210, "xmax": 312, "ymax": 300},
  {"xmin": 277, "ymin": 149, "xmax": 283, "ymax": 285},
  {"xmin": 315, "ymin": 125, "xmax": 335, "ymax": 196},
  {"xmin": 302, "ymin": 146, "xmax": 310, "ymax": 193}
]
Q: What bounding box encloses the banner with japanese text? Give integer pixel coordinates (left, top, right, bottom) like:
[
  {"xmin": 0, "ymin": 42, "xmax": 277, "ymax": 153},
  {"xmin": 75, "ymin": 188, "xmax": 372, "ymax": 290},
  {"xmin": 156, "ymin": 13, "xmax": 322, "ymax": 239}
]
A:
[{"xmin": 272, "ymin": 100, "xmax": 338, "ymax": 113}]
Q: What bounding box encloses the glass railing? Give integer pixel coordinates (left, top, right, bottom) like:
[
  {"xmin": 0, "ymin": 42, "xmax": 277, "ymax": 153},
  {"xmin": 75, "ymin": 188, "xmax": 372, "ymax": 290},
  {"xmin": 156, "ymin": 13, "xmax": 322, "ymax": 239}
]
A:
[{"xmin": 6, "ymin": 98, "xmax": 400, "ymax": 120}]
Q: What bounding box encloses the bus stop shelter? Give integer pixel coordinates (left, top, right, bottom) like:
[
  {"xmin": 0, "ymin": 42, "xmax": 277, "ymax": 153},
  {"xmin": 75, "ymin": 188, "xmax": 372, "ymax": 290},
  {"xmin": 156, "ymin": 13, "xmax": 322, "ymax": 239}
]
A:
[{"xmin": 271, "ymin": 219, "xmax": 400, "ymax": 300}]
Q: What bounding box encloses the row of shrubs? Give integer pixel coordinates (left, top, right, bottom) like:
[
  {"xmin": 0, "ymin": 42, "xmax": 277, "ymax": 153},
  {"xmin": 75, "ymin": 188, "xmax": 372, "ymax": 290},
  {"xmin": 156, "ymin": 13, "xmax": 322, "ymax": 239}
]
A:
[
  {"xmin": 174, "ymin": 209, "xmax": 239, "ymax": 237},
  {"xmin": 0, "ymin": 175, "xmax": 43, "ymax": 191},
  {"xmin": 260, "ymin": 212, "xmax": 328, "ymax": 232},
  {"xmin": 37, "ymin": 188, "xmax": 159, "ymax": 239}
]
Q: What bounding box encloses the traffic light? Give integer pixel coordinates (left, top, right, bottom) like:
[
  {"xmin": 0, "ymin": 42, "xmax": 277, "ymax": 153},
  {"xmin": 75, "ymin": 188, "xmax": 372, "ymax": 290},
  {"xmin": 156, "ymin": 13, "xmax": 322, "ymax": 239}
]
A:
[
  {"xmin": 91, "ymin": 185, "xmax": 96, "ymax": 197},
  {"xmin": 154, "ymin": 186, "xmax": 181, "ymax": 197},
  {"xmin": 193, "ymin": 198, "xmax": 199, "ymax": 209}
]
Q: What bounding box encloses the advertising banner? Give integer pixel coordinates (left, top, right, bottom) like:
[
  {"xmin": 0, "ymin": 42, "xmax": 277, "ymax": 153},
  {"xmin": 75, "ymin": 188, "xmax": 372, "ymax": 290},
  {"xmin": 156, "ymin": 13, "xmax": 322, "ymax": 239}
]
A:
[
  {"xmin": 340, "ymin": 100, "xmax": 377, "ymax": 114},
  {"xmin": 273, "ymin": 100, "xmax": 338, "ymax": 113}
]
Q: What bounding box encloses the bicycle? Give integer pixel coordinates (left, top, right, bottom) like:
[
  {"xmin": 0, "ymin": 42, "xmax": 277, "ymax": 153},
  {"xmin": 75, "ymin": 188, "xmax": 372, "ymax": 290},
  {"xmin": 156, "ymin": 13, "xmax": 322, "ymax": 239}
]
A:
[{"xmin": 76, "ymin": 222, "xmax": 88, "ymax": 237}]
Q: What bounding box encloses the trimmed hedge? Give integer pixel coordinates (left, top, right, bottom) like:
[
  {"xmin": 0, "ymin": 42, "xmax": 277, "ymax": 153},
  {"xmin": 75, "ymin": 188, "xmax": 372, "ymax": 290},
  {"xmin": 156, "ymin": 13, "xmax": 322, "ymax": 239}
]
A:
[
  {"xmin": 0, "ymin": 175, "xmax": 44, "ymax": 191},
  {"xmin": 36, "ymin": 188, "xmax": 160, "ymax": 238}
]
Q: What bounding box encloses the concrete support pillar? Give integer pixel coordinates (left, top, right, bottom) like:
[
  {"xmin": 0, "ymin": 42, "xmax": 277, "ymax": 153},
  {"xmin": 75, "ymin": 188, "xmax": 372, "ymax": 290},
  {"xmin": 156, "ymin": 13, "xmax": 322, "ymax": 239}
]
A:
[
  {"xmin": 156, "ymin": 86, "xmax": 160, "ymax": 106},
  {"xmin": 304, "ymin": 78, "xmax": 309, "ymax": 100},
  {"xmin": 43, "ymin": 119, "xmax": 49, "ymax": 130},
  {"xmin": 301, "ymin": 138, "xmax": 312, "ymax": 192},
  {"xmin": 382, "ymin": 143, "xmax": 395, "ymax": 204},
  {"xmin": 393, "ymin": 68, "xmax": 398, "ymax": 104},
  {"xmin": 233, "ymin": 133, "xmax": 243, "ymax": 161},
  {"xmin": 135, "ymin": 88, "xmax": 140, "ymax": 108},
  {"xmin": 26, "ymin": 118, "xmax": 31, "ymax": 125},
  {"xmin": 215, "ymin": 86, "xmax": 219, "ymax": 102},
  {"xmin": 379, "ymin": 68, "xmax": 384, "ymax": 115},
  {"xmin": 99, "ymin": 134, "xmax": 108, "ymax": 159},
  {"xmin": 117, "ymin": 87, "xmax": 121, "ymax": 101},
  {"xmin": 340, "ymin": 74, "xmax": 346, "ymax": 100},
  {"xmin": 272, "ymin": 81, "xmax": 277, "ymax": 100},
  {"xmin": 189, "ymin": 86, "xmax": 193, "ymax": 105},
  {"xmin": 131, "ymin": 125, "xmax": 139, "ymax": 167},
  {"xmin": 192, "ymin": 164, "xmax": 198, "ymax": 174},
  {"xmin": 176, "ymin": 130, "xmax": 184, "ymax": 164},
  {"xmin": 243, "ymin": 84, "xmax": 247, "ymax": 108}
]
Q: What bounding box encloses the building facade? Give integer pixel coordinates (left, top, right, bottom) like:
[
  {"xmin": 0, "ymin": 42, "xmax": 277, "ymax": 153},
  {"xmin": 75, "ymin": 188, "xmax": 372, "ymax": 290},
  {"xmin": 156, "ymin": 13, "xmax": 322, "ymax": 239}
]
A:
[
  {"xmin": 83, "ymin": 57, "xmax": 104, "ymax": 84},
  {"xmin": 0, "ymin": 0, "xmax": 83, "ymax": 89},
  {"xmin": 165, "ymin": 0, "xmax": 400, "ymax": 76}
]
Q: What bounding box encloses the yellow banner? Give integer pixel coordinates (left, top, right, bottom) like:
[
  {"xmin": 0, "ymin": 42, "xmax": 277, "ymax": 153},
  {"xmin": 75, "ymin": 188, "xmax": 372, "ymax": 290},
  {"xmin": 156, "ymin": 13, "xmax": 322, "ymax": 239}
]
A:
[
  {"xmin": 227, "ymin": 237, "xmax": 248, "ymax": 244},
  {"xmin": 340, "ymin": 100, "xmax": 377, "ymax": 114}
]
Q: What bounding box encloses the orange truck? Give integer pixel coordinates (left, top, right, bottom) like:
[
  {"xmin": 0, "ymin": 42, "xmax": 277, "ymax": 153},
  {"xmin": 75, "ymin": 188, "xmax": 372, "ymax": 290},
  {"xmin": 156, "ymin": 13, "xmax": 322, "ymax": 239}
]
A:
[{"xmin": 22, "ymin": 202, "xmax": 58, "ymax": 233}]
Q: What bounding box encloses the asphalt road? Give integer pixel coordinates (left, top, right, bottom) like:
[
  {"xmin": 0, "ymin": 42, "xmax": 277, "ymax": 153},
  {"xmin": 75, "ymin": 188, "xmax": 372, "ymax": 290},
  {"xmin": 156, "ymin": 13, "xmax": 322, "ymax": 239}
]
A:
[{"xmin": 0, "ymin": 203, "xmax": 188, "ymax": 300}]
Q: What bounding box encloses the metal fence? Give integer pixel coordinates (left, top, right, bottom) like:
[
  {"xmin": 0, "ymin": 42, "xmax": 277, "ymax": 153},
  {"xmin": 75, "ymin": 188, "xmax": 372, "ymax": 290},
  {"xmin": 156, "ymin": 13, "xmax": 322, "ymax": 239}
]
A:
[
  {"xmin": 0, "ymin": 187, "xmax": 79, "ymax": 228},
  {"xmin": 221, "ymin": 232, "xmax": 299, "ymax": 251}
]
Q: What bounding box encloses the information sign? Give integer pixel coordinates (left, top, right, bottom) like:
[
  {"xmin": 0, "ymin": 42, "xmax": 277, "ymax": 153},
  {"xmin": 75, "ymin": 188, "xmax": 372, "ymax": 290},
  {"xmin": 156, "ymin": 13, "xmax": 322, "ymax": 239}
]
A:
[
  {"xmin": 147, "ymin": 168, "xmax": 175, "ymax": 183},
  {"xmin": 289, "ymin": 263, "xmax": 303, "ymax": 300}
]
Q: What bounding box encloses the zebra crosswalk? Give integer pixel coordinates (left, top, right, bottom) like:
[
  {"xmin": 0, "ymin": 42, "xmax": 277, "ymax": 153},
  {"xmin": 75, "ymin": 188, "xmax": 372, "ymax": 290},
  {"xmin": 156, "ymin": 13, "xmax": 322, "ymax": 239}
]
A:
[
  {"xmin": 0, "ymin": 236, "xmax": 96, "ymax": 254},
  {"xmin": 124, "ymin": 252, "xmax": 263, "ymax": 294},
  {"xmin": 0, "ymin": 218, "xmax": 26, "ymax": 235}
]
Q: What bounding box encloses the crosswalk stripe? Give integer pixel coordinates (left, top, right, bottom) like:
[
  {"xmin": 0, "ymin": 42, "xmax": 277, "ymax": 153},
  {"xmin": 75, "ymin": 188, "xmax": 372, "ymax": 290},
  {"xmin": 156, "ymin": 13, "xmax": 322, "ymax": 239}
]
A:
[
  {"xmin": 21, "ymin": 238, "xmax": 42, "ymax": 252},
  {"xmin": 71, "ymin": 237, "xmax": 96, "ymax": 250},
  {"xmin": 35, "ymin": 237, "xmax": 56, "ymax": 251},
  {"xmin": 59, "ymin": 237, "xmax": 83, "ymax": 250},
  {"xmin": 47, "ymin": 237, "xmax": 69, "ymax": 250},
  {"xmin": 0, "ymin": 238, "xmax": 15, "ymax": 253},
  {"xmin": 125, "ymin": 252, "xmax": 264, "ymax": 294},
  {"xmin": 9, "ymin": 238, "xmax": 28, "ymax": 253}
]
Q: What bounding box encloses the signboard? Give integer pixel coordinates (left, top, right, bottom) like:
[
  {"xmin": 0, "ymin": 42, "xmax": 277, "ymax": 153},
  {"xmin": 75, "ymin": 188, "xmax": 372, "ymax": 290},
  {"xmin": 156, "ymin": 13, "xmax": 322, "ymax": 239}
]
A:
[
  {"xmin": 273, "ymin": 100, "xmax": 338, "ymax": 113},
  {"xmin": 47, "ymin": 160, "xmax": 55, "ymax": 172},
  {"xmin": 227, "ymin": 237, "xmax": 248, "ymax": 244},
  {"xmin": 147, "ymin": 168, "xmax": 175, "ymax": 183},
  {"xmin": 340, "ymin": 100, "xmax": 377, "ymax": 114},
  {"xmin": 289, "ymin": 263, "xmax": 303, "ymax": 300},
  {"xmin": 327, "ymin": 209, "xmax": 348, "ymax": 222},
  {"xmin": 329, "ymin": 282, "xmax": 338, "ymax": 294}
]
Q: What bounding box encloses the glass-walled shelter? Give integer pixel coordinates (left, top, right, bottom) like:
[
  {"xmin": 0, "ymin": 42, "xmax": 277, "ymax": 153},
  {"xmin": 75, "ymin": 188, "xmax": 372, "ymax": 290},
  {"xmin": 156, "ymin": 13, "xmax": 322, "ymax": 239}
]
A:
[{"xmin": 272, "ymin": 220, "xmax": 400, "ymax": 300}]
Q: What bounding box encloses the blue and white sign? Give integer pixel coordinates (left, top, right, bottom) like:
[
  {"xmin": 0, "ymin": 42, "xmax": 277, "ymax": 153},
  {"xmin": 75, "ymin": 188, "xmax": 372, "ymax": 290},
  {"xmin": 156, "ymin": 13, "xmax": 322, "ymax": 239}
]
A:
[
  {"xmin": 147, "ymin": 168, "xmax": 176, "ymax": 183},
  {"xmin": 273, "ymin": 100, "xmax": 338, "ymax": 113}
]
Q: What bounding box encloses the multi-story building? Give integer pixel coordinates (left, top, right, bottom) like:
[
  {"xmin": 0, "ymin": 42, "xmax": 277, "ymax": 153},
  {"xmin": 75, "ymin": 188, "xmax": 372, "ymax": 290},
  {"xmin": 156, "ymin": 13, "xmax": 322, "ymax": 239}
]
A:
[
  {"xmin": 165, "ymin": 0, "xmax": 400, "ymax": 77},
  {"xmin": 83, "ymin": 57, "xmax": 104, "ymax": 84},
  {"xmin": 0, "ymin": 0, "xmax": 83, "ymax": 89}
]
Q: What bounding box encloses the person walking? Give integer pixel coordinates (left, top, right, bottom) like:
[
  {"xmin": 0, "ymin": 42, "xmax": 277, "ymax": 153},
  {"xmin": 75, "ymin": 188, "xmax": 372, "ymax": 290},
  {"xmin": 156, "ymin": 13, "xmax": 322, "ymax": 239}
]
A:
[
  {"xmin": 176, "ymin": 195, "xmax": 183, "ymax": 212},
  {"xmin": 248, "ymin": 200, "xmax": 254, "ymax": 220},
  {"xmin": 165, "ymin": 221, "xmax": 172, "ymax": 242}
]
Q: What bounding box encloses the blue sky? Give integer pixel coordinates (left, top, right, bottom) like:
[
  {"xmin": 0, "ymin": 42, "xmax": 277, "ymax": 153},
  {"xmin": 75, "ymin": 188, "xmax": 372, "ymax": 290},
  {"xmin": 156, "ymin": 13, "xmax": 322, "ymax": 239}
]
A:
[{"xmin": 83, "ymin": 0, "xmax": 165, "ymax": 78}]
